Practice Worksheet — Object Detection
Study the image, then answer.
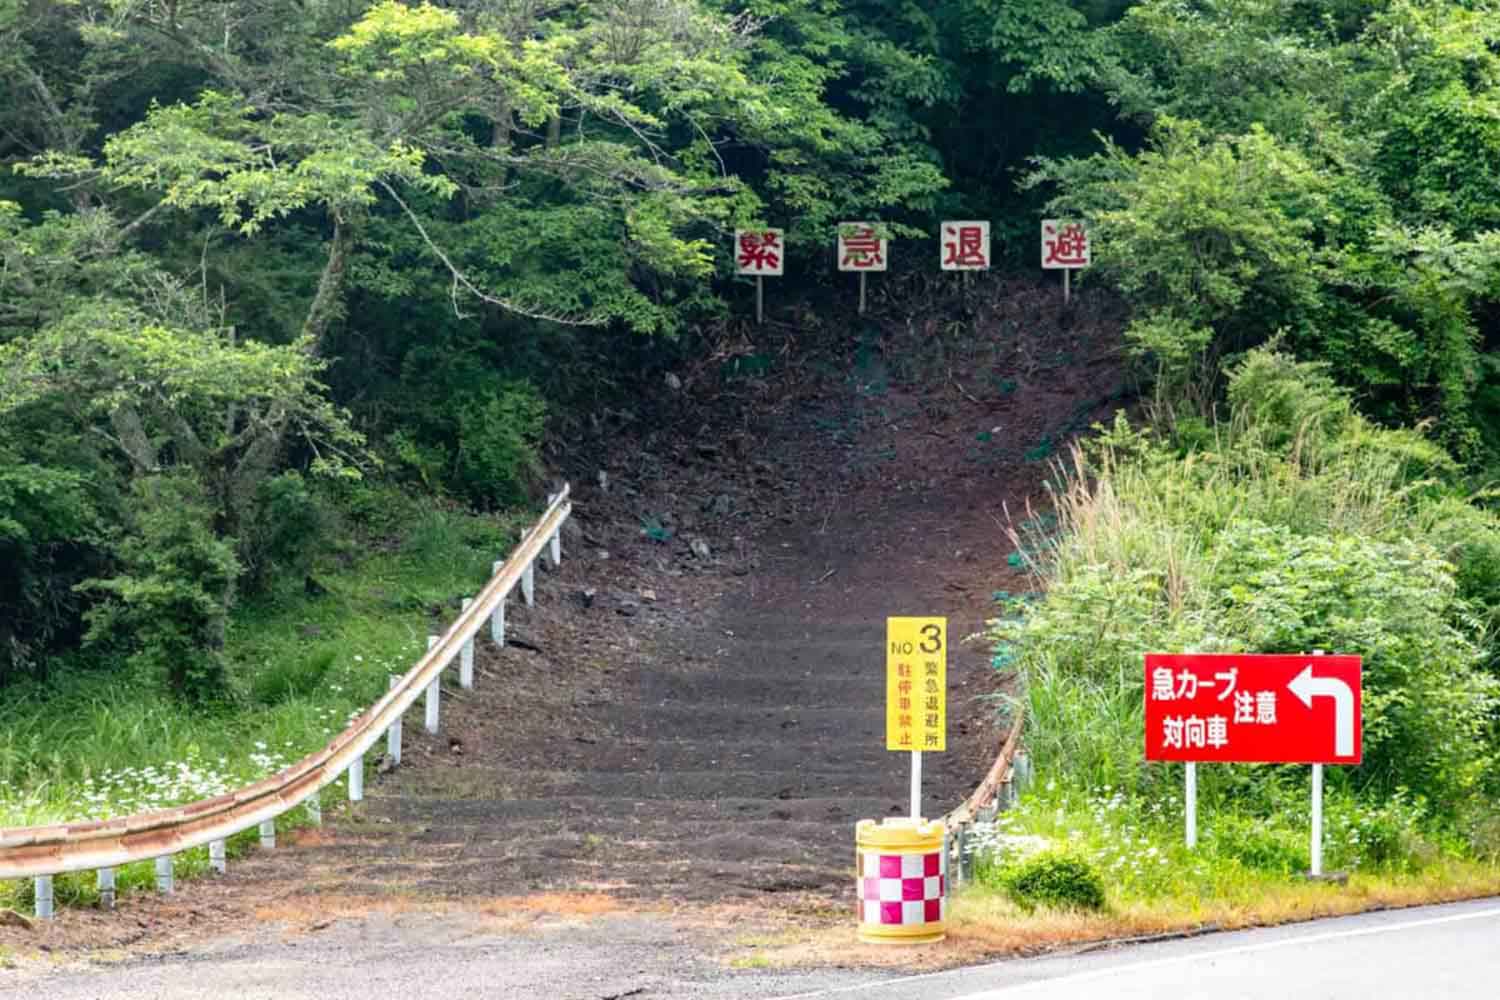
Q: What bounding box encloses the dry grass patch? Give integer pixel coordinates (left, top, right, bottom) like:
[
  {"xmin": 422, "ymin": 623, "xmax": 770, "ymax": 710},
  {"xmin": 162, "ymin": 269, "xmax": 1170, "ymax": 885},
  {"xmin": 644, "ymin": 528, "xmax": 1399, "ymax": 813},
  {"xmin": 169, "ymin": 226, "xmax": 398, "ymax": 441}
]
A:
[
  {"xmin": 482, "ymin": 892, "xmax": 625, "ymax": 918},
  {"xmin": 731, "ymin": 862, "xmax": 1500, "ymax": 972}
]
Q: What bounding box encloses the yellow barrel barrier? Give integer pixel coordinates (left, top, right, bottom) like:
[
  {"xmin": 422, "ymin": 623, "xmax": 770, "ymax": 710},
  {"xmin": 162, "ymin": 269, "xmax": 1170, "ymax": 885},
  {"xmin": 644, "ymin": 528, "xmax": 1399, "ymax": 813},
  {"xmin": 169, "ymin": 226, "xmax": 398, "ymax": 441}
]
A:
[{"xmin": 855, "ymin": 817, "xmax": 947, "ymax": 944}]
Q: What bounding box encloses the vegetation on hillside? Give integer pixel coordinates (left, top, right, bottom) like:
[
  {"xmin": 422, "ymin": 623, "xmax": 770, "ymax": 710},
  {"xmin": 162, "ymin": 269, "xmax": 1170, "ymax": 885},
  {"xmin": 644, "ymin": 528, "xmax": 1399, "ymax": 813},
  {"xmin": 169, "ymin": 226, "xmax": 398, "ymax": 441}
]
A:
[
  {"xmin": 988, "ymin": 347, "xmax": 1500, "ymax": 907},
  {"xmin": 5, "ymin": 2, "xmax": 1500, "ymax": 913}
]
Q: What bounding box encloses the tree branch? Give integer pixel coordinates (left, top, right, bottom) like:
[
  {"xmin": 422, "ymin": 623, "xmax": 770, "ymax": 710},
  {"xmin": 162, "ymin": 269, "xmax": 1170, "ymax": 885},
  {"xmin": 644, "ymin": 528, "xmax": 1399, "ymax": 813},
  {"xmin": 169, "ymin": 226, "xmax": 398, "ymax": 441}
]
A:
[{"xmin": 377, "ymin": 179, "xmax": 604, "ymax": 327}]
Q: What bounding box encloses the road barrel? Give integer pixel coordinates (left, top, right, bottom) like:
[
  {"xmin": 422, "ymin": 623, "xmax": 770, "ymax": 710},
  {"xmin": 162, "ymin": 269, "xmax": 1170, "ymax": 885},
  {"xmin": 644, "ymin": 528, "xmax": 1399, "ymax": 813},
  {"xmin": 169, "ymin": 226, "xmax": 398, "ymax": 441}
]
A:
[{"xmin": 855, "ymin": 817, "xmax": 946, "ymax": 944}]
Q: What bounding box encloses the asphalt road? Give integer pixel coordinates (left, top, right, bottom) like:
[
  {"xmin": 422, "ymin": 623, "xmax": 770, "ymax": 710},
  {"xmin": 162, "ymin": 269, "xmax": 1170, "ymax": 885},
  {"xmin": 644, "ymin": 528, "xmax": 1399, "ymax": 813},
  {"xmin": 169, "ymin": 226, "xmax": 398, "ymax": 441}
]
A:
[
  {"xmin": 10, "ymin": 898, "xmax": 1499, "ymax": 999},
  {"xmin": 771, "ymin": 897, "xmax": 1500, "ymax": 1000}
]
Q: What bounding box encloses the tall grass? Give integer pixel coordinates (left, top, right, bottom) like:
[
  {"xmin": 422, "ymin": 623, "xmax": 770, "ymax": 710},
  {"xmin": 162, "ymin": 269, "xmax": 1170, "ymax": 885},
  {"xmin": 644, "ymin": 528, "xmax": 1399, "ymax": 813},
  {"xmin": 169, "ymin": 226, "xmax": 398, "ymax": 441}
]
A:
[
  {"xmin": 0, "ymin": 493, "xmax": 524, "ymax": 908},
  {"xmin": 994, "ymin": 348, "xmax": 1500, "ymax": 817}
]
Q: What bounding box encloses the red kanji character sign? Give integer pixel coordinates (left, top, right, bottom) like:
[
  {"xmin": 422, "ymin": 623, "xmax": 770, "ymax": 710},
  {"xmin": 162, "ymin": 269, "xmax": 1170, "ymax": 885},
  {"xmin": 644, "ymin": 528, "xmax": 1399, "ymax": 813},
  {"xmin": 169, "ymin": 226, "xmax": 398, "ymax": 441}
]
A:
[
  {"xmin": 1041, "ymin": 220, "xmax": 1090, "ymax": 269},
  {"xmin": 735, "ymin": 229, "xmax": 784, "ymax": 276},
  {"xmin": 838, "ymin": 223, "xmax": 888, "ymax": 272},
  {"xmin": 940, "ymin": 221, "xmax": 989, "ymax": 271}
]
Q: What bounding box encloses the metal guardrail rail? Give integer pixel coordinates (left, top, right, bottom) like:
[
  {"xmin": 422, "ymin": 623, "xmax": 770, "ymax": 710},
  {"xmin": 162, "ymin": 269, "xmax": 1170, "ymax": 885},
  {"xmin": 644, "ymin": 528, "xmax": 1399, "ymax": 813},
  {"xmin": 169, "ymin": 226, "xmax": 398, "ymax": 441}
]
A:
[
  {"xmin": 943, "ymin": 705, "xmax": 1026, "ymax": 829},
  {"xmin": 1, "ymin": 487, "xmax": 573, "ymax": 917}
]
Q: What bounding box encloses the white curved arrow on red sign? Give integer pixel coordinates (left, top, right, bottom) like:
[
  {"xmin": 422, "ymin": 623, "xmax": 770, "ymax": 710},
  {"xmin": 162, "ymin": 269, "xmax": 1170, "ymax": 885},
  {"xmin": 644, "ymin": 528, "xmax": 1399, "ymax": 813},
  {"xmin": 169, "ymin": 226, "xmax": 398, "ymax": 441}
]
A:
[{"xmin": 1288, "ymin": 664, "xmax": 1355, "ymax": 758}]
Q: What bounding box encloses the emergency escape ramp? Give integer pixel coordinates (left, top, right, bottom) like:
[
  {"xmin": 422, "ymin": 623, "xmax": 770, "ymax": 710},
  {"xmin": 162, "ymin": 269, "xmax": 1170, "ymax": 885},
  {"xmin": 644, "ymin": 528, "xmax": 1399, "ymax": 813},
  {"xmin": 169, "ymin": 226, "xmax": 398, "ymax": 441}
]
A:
[{"xmin": 0, "ymin": 486, "xmax": 573, "ymax": 917}]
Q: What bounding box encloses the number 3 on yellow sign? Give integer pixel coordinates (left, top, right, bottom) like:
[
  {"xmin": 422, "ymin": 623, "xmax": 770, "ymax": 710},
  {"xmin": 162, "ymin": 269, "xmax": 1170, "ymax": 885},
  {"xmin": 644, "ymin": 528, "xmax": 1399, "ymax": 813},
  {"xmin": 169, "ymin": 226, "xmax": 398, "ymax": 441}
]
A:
[{"xmin": 886, "ymin": 617, "xmax": 947, "ymax": 752}]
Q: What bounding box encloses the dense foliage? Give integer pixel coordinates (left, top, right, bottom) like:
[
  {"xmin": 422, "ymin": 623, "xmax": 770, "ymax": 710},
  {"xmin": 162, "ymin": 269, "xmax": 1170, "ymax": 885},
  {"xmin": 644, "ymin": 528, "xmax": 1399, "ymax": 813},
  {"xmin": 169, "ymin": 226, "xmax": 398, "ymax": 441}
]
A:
[
  {"xmin": 995, "ymin": 347, "xmax": 1500, "ymax": 828},
  {"xmin": 0, "ymin": 0, "xmax": 1136, "ymax": 691},
  {"xmin": 7, "ymin": 0, "xmax": 1500, "ymax": 756}
]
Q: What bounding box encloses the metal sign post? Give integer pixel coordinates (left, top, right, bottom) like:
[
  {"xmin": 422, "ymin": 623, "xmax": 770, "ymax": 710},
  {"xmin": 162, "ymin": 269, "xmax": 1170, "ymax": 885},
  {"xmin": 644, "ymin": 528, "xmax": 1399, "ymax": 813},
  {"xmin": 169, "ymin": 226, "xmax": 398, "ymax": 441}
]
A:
[{"xmin": 1185, "ymin": 761, "xmax": 1197, "ymax": 849}]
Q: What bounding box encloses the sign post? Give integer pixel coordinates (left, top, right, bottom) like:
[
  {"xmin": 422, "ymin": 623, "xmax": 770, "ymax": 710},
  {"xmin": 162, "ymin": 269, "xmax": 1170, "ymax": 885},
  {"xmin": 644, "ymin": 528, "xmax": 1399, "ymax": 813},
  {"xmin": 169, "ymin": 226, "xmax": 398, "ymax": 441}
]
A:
[
  {"xmin": 1145, "ymin": 652, "xmax": 1362, "ymax": 863},
  {"xmin": 887, "ymin": 617, "xmax": 946, "ymax": 820},
  {"xmin": 735, "ymin": 229, "xmax": 783, "ymax": 325},
  {"xmin": 838, "ymin": 223, "xmax": 888, "ymax": 314},
  {"xmin": 1041, "ymin": 220, "xmax": 1090, "ymax": 305}
]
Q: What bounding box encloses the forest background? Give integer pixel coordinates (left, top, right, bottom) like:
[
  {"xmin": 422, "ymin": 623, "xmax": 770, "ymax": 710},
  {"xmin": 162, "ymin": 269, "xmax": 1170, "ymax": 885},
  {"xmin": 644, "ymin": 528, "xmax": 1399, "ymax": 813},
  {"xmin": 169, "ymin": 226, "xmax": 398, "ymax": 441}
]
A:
[{"xmin": 5, "ymin": 0, "xmax": 1500, "ymax": 904}]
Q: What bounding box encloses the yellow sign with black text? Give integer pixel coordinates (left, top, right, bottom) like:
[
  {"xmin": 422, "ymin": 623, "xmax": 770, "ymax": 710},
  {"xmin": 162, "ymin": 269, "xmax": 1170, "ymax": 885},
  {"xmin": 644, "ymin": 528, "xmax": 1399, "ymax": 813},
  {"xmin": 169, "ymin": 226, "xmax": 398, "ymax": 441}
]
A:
[{"xmin": 886, "ymin": 617, "xmax": 946, "ymax": 752}]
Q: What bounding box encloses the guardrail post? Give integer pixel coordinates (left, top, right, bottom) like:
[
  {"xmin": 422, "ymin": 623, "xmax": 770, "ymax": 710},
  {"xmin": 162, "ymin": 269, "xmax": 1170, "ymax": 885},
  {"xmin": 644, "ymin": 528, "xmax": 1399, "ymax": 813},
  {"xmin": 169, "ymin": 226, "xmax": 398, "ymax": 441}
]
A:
[
  {"xmin": 388, "ymin": 674, "xmax": 403, "ymax": 765},
  {"xmin": 209, "ymin": 839, "xmax": 227, "ymax": 874},
  {"xmin": 425, "ymin": 634, "xmax": 441, "ymax": 734},
  {"xmin": 460, "ymin": 597, "xmax": 475, "ymax": 689},
  {"xmin": 546, "ymin": 492, "xmax": 563, "ymax": 567},
  {"xmin": 155, "ymin": 856, "xmax": 174, "ymax": 894},
  {"xmin": 521, "ymin": 559, "xmax": 535, "ymax": 607},
  {"xmin": 34, "ymin": 875, "xmax": 53, "ymax": 920},
  {"xmin": 98, "ymin": 867, "xmax": 116, "ymax": 909},
  {"xmin": 259, "ymin": 820, "xmax": 276, "ymax": 849},
  {"xmin": 490, "ymin": 561, "xmax": 507, "ymax": 647},
  {"xmin": 306, "ymin": 790, "xmax": 322, "ymax": 826},
  {"xmin": 349, "ymin": 753, "xmax": 364, "ymax": 802}
]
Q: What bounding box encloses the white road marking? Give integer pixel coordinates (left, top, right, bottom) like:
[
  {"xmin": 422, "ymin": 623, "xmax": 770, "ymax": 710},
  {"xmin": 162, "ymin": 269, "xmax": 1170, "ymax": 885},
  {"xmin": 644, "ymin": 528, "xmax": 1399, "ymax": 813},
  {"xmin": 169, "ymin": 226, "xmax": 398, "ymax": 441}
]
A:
[{"xmin": 766, "ymin": 905, "xmax": 1500, "ymax": 1000}]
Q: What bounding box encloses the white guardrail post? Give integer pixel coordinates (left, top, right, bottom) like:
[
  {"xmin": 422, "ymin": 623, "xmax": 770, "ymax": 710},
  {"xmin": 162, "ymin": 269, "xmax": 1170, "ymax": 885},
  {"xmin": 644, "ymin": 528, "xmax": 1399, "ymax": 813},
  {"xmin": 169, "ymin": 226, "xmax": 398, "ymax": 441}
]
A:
[
  {"xmin": 388, "ymin": 674, "xmax": 403, "ymax": 765},
  {"xmin": 460, "ymin": 598, "xmax": 475, "ymax": 689},
  {"xmin": 34, "ymin": 875, "xmax": 53, "ymax": 920},
  {"xmin": 348, "ymin": 751, "xmax": 364, "ymax": 803},
  {"xmin": 425, "ymin": 635, "xmax": 441, "ymax": 734},
  {"xmin": 0, "ymin": 487, "xmax": 572, "ymax": 915},
  {"xmin": 491, "ymin": 561, "xmax": 507, "ymax": 646}
]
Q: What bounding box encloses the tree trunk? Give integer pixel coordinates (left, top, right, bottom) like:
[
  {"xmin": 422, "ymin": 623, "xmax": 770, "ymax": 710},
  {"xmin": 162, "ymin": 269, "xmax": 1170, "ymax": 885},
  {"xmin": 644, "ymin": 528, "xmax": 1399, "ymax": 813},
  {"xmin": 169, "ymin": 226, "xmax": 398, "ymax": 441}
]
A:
[{"xmin": 300, "ymin": 214, "xmax": 350, "ymax": 354}]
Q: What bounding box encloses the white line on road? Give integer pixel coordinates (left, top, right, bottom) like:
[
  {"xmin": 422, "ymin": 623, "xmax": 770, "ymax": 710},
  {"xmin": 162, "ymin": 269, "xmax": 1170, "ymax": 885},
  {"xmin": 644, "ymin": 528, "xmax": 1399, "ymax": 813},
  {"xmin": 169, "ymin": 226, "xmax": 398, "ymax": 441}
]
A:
[
  {"xmin": 766, "ymin": 905, "xmax": 1500, "ymax": 1000},
  {"xmin": 950, "ymin": 905, "xmax": 1500, "ymax": 998}
]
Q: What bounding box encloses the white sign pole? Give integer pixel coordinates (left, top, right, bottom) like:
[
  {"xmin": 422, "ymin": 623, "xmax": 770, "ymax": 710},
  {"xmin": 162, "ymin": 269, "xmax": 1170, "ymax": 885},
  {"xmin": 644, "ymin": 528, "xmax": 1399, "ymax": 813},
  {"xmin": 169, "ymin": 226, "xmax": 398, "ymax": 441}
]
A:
[
  {"xmin": 911, "ymin": 750, "xmax": 922, "ymax": 821},
  {"xmin": 1310, "ymin": 649, "xmax": 1325, "ymax": 876},
  {"xmin": 1185, "ymin": 761, "xmax": 1198, "ymax": 849},
  {"xmin": 1311, "ymin": 762, "xmax": 1324, "ymax": 876},
  {"xmin": 1063, "ymin": 268, "xmax": 1071, "ymax": 306},
  {"xmin": 756, "ymin": 275, "xmax": 764, "ymax": 326},
  {"xmin": 859, "ymin": 272, "xmax": 867, "ymax": 315}
]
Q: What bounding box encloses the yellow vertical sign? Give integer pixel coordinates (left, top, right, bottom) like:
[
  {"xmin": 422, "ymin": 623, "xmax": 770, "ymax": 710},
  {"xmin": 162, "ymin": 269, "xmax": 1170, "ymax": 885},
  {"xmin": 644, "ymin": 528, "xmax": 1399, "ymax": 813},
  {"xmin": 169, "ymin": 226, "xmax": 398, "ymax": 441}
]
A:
[{"xmin": 886, "ymin": 617, "xmax": 946, "ymax": 752}]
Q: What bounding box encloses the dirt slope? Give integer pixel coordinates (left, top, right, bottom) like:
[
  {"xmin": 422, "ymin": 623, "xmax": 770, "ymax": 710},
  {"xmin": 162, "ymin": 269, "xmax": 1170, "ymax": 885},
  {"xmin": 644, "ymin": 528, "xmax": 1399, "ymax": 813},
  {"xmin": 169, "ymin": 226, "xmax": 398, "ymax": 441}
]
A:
[{"xmin": 295, "ymin": 277, "xmax": 1128, "ymax": 903}]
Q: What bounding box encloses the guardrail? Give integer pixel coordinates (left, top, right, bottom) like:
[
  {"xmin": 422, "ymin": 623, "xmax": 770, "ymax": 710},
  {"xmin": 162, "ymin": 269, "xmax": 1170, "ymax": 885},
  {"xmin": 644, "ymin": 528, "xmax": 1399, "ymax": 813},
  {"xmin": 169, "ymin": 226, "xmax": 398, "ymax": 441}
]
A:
[
  {"xmin": 1, "ymin": 487, "xmax": 573, "ymax": 919},
  {"xmin": 944, "ymin": 705, "xmax": 1026, "ymax": 829}
]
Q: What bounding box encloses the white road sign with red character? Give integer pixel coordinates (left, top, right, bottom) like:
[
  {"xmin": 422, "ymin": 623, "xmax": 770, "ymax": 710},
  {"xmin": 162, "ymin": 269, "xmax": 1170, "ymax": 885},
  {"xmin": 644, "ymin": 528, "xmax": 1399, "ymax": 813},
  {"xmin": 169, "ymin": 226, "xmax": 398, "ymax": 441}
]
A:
[
  {"xmin": 940, "ymin": 221, "xmax": 990, "ymax": 271},
  {"xmin": 1041, "ymin": 219, "xmax": 1090, "ymax": 269},
  {"xmin": 838, "ymin": 223, "xmax": 887, "ymax": 272},
  {"xmin": 735, "ymin": 229, "xmax": 784, "ymax": 276}
]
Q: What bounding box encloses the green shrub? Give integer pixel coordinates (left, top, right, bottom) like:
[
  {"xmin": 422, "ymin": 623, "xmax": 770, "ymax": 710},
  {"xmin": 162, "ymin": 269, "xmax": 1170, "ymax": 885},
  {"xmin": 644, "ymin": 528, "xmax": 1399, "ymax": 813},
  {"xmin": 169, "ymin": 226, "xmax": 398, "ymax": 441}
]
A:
[
  {"xmin": 1325, "ymin": 792, "xmax": 1432, "ymax": 873},
  {"xmin": 453, "ymin": 383, "xmax": 546, "ymax": 507},
  {"xmin": 1003, "ymin": 851, "xmax": 1107, "ymax": 912},
  {"xmin": 1207, "ymin": 814, "xmax": 1305, "ymax": 874},
  {"xmin": 385, "ymin": 381, "xmax": 545, "ymax": 509},
  {"xmin": 80, "ymin": 473, "xmax": 240, "ymax": 703},
  {"xmin": 241, "ymin": 471, "xmax": 332, "ymax": 594}
]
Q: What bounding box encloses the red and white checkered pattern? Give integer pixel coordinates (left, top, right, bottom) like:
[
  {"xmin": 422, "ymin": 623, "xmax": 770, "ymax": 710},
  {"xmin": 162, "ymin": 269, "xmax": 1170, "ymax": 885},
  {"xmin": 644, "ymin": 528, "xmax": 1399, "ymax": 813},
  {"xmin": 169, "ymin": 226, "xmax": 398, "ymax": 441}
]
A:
[{"xmin": 857, "ymin": 849, "xmax": 945, "ymax": 926}]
